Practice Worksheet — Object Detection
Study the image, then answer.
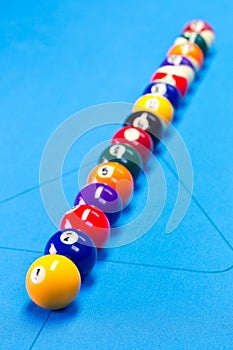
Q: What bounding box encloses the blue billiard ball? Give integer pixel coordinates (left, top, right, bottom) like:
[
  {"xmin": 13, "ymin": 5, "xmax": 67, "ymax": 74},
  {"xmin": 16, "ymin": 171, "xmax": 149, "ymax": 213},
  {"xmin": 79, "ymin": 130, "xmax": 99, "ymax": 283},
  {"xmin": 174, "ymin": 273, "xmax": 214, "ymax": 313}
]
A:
[
  {"xmin": 44, "ymin": 229, "xmax": 97, "ymax": 278},
  {"xmin": 142, "ymin": 82, "xmax": 181, "ymax": 109}
]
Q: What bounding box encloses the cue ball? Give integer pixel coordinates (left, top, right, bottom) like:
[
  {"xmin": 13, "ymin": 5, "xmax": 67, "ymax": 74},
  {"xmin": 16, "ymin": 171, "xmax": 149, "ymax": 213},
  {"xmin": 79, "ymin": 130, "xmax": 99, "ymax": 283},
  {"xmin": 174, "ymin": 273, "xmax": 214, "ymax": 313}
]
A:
[
  {"xmin": 44, "ymin": 229, "xmax": 97, "ymax": 277},
  {"xmin": 25, "ymin": 254, "xmax": 81, "ymax": 310}
]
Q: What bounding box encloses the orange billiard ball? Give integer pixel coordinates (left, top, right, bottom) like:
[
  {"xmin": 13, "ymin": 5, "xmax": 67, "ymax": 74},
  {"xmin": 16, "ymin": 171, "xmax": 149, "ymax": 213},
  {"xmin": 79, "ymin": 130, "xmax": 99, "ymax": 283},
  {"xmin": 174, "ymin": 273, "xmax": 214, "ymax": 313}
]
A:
[
  {"xmin": 167, "ymin": 42, "xmax": 204, "ymax": 71},
  {"xmin": 25, "ymin": 254, "xmax": 81, "ymax": 310},
  {"xmin": 87, "ymin": 162, "xmax": 134, "ymax": 206}
]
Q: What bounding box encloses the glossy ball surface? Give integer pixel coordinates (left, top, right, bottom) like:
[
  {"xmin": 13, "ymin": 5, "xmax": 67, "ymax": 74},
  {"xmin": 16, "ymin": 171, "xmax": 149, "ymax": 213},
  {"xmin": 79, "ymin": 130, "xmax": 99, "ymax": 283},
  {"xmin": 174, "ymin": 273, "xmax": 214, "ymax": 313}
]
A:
[
  {"xmin": 159, "ymin": 54, "xmax": 195, "ymax": 84},
  {"xmin": 142, "ymin": 82, "xmax": 181, "ymax": 109},
  {"xmin": 60, "ymin": 205, "xmax": 110, "ymax": 249},
  {"xmin": 182, "ymin": 19, "xmax": 215, "ymax": 47},
  {"xmin": 112, "ymin": 125, "xmax": 153, "ymax": 163},
  {"xmin": 133, "ymin": 93, "xmax": 174, "ymax": 126},
  {"xmin": 151, "ymin": 71, "xmax": 188, "ymax": 97},
  {"xmin": 25, "ymin": 254, "xmax": 81, "ymax": 310},
  {"xmin": 44, "ymin": 229, "xmax": 97, "ymax": 277},
  {"xmin": 167, "ymin": 43, "xmax": 204, "ymax": 71},
  {"xmin": 99, "ymin": 143, "xmax": 143, "ymax": 180},
  {"xmin": 123, "ymin": 111, "xmax": 164, "ymax": 148},
  {"xmin": 74, "ymin": 183, "xmax": 122, "ymax": 225},
  {"xmin": 175, "ymin": 31, "xmax": 208, "ymax": 56},
  {"xmin": 87, "ymin": 162, "xmax": 134, "ymax": 206}
]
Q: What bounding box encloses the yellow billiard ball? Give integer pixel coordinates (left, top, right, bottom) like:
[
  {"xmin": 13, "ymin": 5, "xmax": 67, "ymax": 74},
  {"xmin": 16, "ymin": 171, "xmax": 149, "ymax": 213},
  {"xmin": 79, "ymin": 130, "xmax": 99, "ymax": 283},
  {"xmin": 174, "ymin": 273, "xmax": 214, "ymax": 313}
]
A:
[
  {"xmin": 25, "ymin": 254, "xmax": 81, "ymax": 310},
  {"xmin": 133, "ymin": 93, "xmax": 174, "ymax": 126}
]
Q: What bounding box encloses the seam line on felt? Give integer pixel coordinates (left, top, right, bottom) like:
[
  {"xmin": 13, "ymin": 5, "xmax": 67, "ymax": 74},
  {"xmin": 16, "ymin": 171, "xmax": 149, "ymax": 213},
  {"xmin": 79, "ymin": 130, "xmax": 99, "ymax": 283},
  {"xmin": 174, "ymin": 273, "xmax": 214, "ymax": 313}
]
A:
[
  {"xmin": 162, "ymin": 158, "xmax": 233, "ymax": 252},
  {"xmin": 0, "ymin": 242, "xmax": 233, "ymax": 274},
  {"xmin": 0, "ymin": 246, "xmax": 232, "ymax": 274},
  {"xmin": 28, "ymin": 311, "xmax": 51, "ymax": 350},
  {"xmin": 97, "ymin": 258, "xmax": 233, "ymax": 274},
  {"xmin": 0, "ymin": 161, "xmax": 95, "ymax": 206}
]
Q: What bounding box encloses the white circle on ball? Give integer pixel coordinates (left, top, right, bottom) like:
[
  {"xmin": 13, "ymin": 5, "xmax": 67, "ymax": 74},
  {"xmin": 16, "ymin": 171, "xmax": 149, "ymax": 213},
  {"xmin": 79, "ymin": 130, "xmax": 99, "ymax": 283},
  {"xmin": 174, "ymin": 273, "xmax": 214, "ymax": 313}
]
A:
[
  {"xmin": 60, "ymin": 230, "xmax": 79, "ymax": 245},
  {"xmin": 151, "ymin": 83, "xmax": 167, "ymax": 95},
  {"xmin": 167, "ymin": 55, "xmax": 182, "ymax": 65},
  {"xmin": 190, "ymin": 20, "xmax": 204, "ymax": 31},
  {"xmin": 146, "ymin": 97, "xmax": 159, "ymax": 110},
  {"xmin": 98, "ymin": 165, "xmax": 114, "ymax": 178},
  {"xmin": 109, "ymin": 144, "xmax": 126, "ymax": 158},
  {"xmin": 31, "ymin": 266, "xmax": 46, "ymax": 284},
  {"xmin": 124, "ymin": 128, "xmax": 140, "ymax": 141}
]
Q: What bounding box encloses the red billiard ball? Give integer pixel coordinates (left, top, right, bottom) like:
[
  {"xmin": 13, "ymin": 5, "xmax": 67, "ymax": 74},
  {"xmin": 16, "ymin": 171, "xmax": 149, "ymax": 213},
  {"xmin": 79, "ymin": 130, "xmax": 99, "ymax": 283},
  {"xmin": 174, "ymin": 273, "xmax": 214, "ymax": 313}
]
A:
[
  {"xmin": 151, "ymin": 71, "xmax": 188, "ymax": 97},
  {"xmin": 60, "ymin": 204, "xmax": 110, "ymax": 249},
  {"xmin": 182, "ymin": 19, "xmax": 215, "ymax": 48},
  {"xmin": 111, "ymin": 126, "xmax": 153, "ymax": 163}
]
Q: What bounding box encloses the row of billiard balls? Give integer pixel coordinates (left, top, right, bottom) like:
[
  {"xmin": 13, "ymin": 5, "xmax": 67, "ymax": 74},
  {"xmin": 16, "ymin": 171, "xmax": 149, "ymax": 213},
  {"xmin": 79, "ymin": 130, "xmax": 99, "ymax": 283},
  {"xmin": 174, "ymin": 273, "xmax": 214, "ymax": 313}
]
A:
[{"xmin": 25, "ymin": 19, "xmax": 215, "ymax": 310}]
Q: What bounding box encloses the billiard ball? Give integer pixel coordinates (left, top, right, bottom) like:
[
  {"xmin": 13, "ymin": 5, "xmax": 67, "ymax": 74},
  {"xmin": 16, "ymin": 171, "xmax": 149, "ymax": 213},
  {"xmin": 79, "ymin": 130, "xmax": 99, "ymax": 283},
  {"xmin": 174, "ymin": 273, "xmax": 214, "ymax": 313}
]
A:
[
  {"xmin": 160, "ymin": 54, "xmax": 195, "ymax": 71},
  {"xmin": 174, "ymin": 32, "xmax": 208, "ymax": 57},
  {"xmin": 25, "ymin": 254, "xmax": 81, "ymax": 310},
  {"xmin": 151, "ymin": 71, "xmax": 188, "ymax": 97},
  {"xmin": 112, "ymin": 125, "xmax": 153, "ymax": 163},
  {"xmin": 142, "ymin": 82, "xmax": 181, "ymax": 109},
  {"xmin": 132, "ymin": 94, "xmax": 174, "ymax": 126},
  {"xmin": 182, "ymin": 19, "xmax": 215, "ymax": 48},
  {"xmin": 123, "ymin": 111, "xmax": 164, "ymax": 148},
  {"xmin": 183, "ymin": 19, "xmax": 213, "ymax": 33},
  {"xmin": 44, "ymin": 229, "xmax": 97, "ymax": 277},
  {"xmin": 60, "ymin": 205, "xmax": 110, "ymax": 249},
  {"xmin": 99, "ymin": 143, "xmax": 143, "ymax": 180},
  {"xmin": 158, "ymin": 55, "xmax": 196, "ymax": 84},
  {"xmin": 167, "ymin": 43, "xmax": 204, "ymax": 71},
  {"xmin": 74, "ymin": 183, "xmax": 122, "ymax": 225},
  {"xmin": 87, "ymin": 162, "xmax": 134, "ymax": 206}
]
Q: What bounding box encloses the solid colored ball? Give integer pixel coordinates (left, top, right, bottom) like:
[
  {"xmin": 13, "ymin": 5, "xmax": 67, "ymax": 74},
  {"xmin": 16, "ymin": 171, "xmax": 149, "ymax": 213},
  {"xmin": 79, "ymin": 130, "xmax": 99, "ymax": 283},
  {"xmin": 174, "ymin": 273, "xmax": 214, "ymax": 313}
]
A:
[
  {"xmin": 175, "ymin": 31, "xmax": 208, "ymax": 57},
  {"xmin": 60, "ymin": 205, "xmax": 110, "ymax": 249},
  {"xmin": 87, "ymin": 162, "xmax": 134, "ymax": 206},
  {"xmin": 142, "ymin": 82, "xmax": 181, "ymax": 109},
  {"xmin": 25, "ymin": 254, "xmax": 81, "ymax": 310},
  {"xmin": 74, "ymin": 183, "xmax": 122, "ymax": 225},
  {"xmin": 133, "ymin": 94, "xmax": 174, "ymax": 126},
  {"xmin": 123, "ymin": 111, "xmax": 164, "ymax": 148},
  {"xmin": 44, "ymin": 229, "xmax": 97, "ymax": 277},
  {"xmin": 151, "ymin": 71, "xmax": 188, "ymax": 97},
  {"xmin": 112, "ymin": 125, "xmax": 153, "ymax": 163},
  {"xmin": 167, "ymin": 43, "xmax": 204, "ymax": 71},
  {"xmin": 99, "ymin": 143, "xmax": 143, "ymax": 181},
  {"xmin": 159, "ymin": 55, "xmax": 196, "ymax": 84},
  {"xmin": 182, "ymin": 19, "xmax": 215, "ymax": 47}
]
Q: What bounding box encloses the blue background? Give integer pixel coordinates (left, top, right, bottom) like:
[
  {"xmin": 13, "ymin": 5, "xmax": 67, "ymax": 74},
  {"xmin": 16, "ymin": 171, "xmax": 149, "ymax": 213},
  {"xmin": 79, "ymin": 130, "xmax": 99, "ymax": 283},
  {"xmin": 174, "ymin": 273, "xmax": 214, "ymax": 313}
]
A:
[{"xmin": 1, "ymin": 1, "xmax": 233, "ymax": 349}]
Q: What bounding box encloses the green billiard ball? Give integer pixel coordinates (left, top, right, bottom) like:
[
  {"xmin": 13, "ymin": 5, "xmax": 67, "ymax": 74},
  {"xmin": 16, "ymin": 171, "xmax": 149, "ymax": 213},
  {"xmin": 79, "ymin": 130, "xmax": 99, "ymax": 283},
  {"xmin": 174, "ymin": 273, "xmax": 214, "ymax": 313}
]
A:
[
  {"xmin": 175, "ymin": 31, "xmax": 208, "ymax": 57},
  {"xmin": 99, "ymin": 143, "xmax": 143, "ymax": 181}
]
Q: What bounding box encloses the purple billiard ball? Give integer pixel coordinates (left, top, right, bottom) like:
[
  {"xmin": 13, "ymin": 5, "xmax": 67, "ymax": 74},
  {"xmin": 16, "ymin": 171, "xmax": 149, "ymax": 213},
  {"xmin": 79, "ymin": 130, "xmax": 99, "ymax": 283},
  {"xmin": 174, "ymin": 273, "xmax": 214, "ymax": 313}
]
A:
[
  {"xmin": 74, "ymin": 183, "xmax": 123, "ymax": 225},
  {"xmin": 160, "ymin": 54, "xmax": 195, "ymax": 71},
  {"xmin": 44, "ymin": 229, "xmax": 97, "ymax": 278},
  {"xmin": 142, "ymin": 82, "xmax": 181, "ymax": 109}
]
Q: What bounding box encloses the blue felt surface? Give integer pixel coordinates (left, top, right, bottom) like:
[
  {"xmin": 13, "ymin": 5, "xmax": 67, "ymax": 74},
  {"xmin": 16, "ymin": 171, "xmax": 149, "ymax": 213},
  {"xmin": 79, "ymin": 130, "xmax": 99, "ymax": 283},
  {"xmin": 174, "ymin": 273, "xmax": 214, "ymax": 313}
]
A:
[{"xmin": 0, "ymin": 1, "xmax": 233, "ymax": 349}]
